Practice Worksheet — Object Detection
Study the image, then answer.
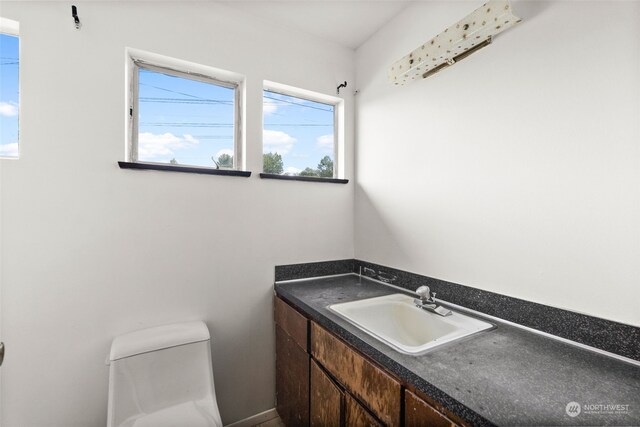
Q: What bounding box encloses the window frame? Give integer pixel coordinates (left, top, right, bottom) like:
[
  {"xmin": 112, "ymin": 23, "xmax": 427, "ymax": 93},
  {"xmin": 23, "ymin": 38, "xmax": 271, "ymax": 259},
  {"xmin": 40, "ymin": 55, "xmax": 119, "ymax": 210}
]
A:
[
  {"xmin": 262, "ymin": 82, "xmax": 342, "ymax": 180},
  {"xmin": 0, "ymin": 18, "xmax": 20, "ymax": 160},
  {"xmin": 128, "ymin": 58, "xmax": 243, "ymax": 171}
]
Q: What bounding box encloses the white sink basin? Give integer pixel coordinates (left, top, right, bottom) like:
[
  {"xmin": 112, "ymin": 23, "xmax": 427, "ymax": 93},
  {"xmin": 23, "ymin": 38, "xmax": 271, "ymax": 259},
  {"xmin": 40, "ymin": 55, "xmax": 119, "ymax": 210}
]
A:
[{"xmin": 328, "ymin": 293, "xmax": 493, "ymax": 355}]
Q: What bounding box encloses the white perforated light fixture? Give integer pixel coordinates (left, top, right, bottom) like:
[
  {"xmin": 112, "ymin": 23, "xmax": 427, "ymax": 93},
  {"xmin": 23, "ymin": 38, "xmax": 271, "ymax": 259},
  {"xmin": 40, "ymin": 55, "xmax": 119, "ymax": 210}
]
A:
[{"xmin": 388, "ymin": 0, "xmax": 521, "ymax": 85}]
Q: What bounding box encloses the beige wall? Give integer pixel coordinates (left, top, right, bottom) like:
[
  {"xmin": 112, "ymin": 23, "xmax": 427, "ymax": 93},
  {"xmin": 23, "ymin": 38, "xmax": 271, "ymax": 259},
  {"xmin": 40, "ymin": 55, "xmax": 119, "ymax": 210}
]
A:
[
  {"xmin": 355, "ymin": 1, "xmax": 640, "ymax": 327},
  {"xmin": 3, "ymin": 1, "xmax": 639, "ymax": 425},
  {"xmin": 0, "ymin": 2, "xmax": 354, "ymax": 425}
]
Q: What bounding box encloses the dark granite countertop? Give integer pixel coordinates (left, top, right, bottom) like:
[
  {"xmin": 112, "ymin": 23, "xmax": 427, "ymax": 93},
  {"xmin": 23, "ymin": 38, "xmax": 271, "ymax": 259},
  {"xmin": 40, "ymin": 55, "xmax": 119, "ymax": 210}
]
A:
[{"xmin": 275, "ymin": 274, "xmax": 640, "ymax": 427}]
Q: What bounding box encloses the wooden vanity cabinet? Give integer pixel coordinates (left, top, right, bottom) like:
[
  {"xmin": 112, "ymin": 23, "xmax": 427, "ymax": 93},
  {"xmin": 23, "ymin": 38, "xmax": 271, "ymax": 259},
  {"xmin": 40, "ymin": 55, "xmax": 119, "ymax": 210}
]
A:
[
  {"xmin": 275, "ymin": 296, "xmax": 464, "ymax": 427},
  {"xmin": 274, "ymin": 298, "xmax": 310, "ymax": 426},
  {"xmin": 310, "ymin": 360, "xmax": 342, "ymax": 427},
  {"xmin": 311, "ymin": 322, "xmax": 401, "ymax": 426},
  {"xmin": 405, "ymin": 389, "xmax": 457, "ymax": 427},
  {"xmin": 274, "ymin": 297, "xmax": 308, "ymax": 349},
  {"xmin": 345, "ymin": 393, "xmax": 384, "ymax": 427},
  {"xmin": 310, "ymin": 357, "xmax": 385, "ymax": 427}
]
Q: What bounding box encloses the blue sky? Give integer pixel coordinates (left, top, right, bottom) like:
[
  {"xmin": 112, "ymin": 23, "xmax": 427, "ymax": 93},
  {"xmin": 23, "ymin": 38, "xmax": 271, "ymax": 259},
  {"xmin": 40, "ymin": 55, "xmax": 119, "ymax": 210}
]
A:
[
  {"xmin": 138, "ymin": 68, "xmax": 236, "ymax": 167},
  {"xmin": 0, "ymin": 33, "xmax": 19, "ymax": 158},
  {"xmin": 0, "ymin": 45, "xmax": 335, "ymax": 168},
  {"xmin": 263, "ymin": 90, "xmax": 334, "ymax": 175},
  {"xmin": 137, "ymin": 67, "xmax": 334, "ymax": 173}
]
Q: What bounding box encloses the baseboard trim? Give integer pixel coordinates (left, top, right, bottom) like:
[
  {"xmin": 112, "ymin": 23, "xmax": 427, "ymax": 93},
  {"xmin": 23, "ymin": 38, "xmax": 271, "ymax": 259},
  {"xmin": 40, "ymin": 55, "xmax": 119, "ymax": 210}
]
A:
[{"xmin": 225, "ymin": 408, "xmax": 279, "ymax": 427}]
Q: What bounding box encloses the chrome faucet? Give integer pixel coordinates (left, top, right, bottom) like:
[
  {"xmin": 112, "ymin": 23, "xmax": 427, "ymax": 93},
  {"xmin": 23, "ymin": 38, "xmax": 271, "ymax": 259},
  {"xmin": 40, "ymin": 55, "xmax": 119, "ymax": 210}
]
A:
[{"xmin": 414, "ymin": 286, "xmax": 452, "ymax": 317}]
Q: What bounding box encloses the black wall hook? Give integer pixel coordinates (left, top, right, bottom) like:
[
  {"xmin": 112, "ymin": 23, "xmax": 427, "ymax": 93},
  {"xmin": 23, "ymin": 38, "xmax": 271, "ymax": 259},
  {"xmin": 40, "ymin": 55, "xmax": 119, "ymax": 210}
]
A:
[
  {"xmin": 337, "ymin": 81, "xmax": 347, "ymax": 95},
  {"xmin": 71, "ymin": 5, "xmax": 81, "ymax": 30}
]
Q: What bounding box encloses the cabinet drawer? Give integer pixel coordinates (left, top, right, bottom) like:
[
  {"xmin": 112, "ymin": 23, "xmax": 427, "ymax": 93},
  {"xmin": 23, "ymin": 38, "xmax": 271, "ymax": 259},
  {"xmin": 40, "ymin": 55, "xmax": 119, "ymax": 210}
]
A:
[
  {"xmin": 405, "ymin": 389, "xmax": 457, "ymax": 427},
  {"xmin": 274, "ymin": 296, "xmax": 308, "ymax": 351},
  {"xmin": 310, "ymin": 360, "xmax": 343, "ymax": 427},
  {"xmin": 345, "ymin": 393, "xmax": 383, "ymax": 427},
  {"xmin": 311, "ymin": 322, "xmax": 401, "ymax": 427}
]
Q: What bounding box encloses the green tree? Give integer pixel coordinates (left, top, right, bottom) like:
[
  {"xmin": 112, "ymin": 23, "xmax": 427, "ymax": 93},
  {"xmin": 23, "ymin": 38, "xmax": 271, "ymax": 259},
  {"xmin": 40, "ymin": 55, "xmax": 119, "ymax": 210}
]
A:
[
  {"xmin": 169, "ymin": 158, "xmax": 178, "ymax": 165},
  {"xmin": 298, "ymin": 167, "xmax": 318, "ymax": 177},
  {"xmin": 263, "ymin": 152, "xmax": 284, "ymax": 174},
  {"xmin": 217, "ymin": 153, "xmax": 233, "ymax": 168},
  {"xmin": 317, "ymin": 156, "xmax": 334, "ymax": 178}
]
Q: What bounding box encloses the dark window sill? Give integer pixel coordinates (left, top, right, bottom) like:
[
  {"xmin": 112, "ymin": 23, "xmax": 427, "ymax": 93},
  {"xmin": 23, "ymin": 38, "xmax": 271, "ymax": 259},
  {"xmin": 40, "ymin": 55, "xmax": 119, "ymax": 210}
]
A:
[
  {"xmin": 118, "ymin": 162, "xmax": 251, "ymax": 177},
  {"xmin": 260, "ymin": 173, "xmax": 348, "ymax": 184}
]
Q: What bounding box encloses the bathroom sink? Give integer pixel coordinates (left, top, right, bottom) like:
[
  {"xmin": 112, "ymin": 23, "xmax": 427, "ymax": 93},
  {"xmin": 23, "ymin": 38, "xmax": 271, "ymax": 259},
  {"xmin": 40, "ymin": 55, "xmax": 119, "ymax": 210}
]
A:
[{"xmin": 328, "ymin": 293, "xmax": 493, "ymax": 355}]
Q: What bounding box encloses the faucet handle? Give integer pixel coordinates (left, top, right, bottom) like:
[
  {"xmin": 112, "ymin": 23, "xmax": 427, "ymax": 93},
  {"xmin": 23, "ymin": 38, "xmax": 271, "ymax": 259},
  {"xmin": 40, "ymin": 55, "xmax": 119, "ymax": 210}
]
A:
[{"xmin": 416, "ymin": 286, "xmax": 431, "ymax": 301}]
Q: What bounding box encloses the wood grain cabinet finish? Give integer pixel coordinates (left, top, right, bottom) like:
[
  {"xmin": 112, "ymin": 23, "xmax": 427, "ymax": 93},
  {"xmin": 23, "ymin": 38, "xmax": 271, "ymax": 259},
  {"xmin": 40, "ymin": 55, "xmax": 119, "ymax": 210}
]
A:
[
  {"xmin": 275, "ymin": 297, "xmax": 308, "ymax": 351},
  {"xmin": 275, "ymin": 296, "xmax": 464, "ymax": 427},
  {"xmin": 310, "ymin": 359, "xmax": 343, "ymax": 427},
  {"xmin": 276, "ymin": 325, "xmax": 310, "ymax": 427},
  {"xmin": 405, "ymin": 389, "xmax": 457, "ymax": 427},
  {"xmin": 345, "ymin": 393, "xmax": 383, "ymax": 427},
  {"xmin": 311, "ymin": 322, "xmax": 402, "ymax": 427}
]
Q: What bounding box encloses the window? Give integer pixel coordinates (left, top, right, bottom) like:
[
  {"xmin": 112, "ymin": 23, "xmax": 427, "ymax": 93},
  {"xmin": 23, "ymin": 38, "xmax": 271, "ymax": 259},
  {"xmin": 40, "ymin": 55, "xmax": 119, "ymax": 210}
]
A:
[
  {"xmin": 128, "ymin": 58, "xmax": 242, "ymax": 171},
  {"xmin": 0, "ymin": 25, "xmax": 19, "ymax": 159},
  {"xmin": 262, "ymin": 84, "xmax": 341, "ymax": 179}
]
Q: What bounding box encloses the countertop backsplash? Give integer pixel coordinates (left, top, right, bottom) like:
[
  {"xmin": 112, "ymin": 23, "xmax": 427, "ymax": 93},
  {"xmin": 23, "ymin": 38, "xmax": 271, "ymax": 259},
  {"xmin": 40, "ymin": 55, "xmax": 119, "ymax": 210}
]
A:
[{"xmin": 275, "ymin": 259, "xmax": 640, "ymax": 363}]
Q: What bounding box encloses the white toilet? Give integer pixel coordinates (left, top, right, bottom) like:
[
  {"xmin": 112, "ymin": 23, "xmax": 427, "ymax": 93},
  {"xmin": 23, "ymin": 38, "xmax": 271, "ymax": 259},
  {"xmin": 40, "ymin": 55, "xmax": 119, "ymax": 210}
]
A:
[{"xmin": 106, "ymin": 321, "xmax": 223, "ymax": 427}]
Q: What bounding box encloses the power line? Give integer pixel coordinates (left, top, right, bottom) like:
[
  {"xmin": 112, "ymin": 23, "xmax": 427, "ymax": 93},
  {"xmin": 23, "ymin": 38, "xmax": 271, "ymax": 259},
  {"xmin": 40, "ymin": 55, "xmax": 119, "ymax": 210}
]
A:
[
  {"xmin": 139, "ymin": 82, "xmax": 229, "ymax": 101},
  {"xmin": 140, "ymin": 101, "xmax": 328, "ymax": 123},
  {"xmin": 136, "ymin": 85, "xmax": 332, "ymax": 114},
  {"xmin": 190, "ymin": 135, "xmax": 233, "ymax": 139},
  {"xmin": 139, "ymin": 94, "xmax": 332, "ymax": 114},
  {"xmin": 140, "ymin": 122, "xmax": 331, "ymax": 128},
  {"xmin": 145, "ymin": 119, "xmax": 333, "ymax": 129},
  {"xmin": 139, "ymin": 97, "xmax": 232, "ymax": 105},
  {"xmin": 140, "ymin": 122, "xmax": 234, "ymax": 127},
  {"xmin": 264, "ymin": 124, "xmax": 333, "ymax": 127},
  {"xmin": 263, "ymin": 94, "xmax": 333, "ymax": 112}
]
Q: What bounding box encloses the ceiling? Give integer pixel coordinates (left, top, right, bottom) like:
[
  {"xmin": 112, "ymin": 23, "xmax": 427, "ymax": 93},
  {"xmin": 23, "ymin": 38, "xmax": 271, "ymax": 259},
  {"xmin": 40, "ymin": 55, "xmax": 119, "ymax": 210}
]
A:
[{"xmin": 223, "ymin": 1, "xmax": 412, "ymax": 50}]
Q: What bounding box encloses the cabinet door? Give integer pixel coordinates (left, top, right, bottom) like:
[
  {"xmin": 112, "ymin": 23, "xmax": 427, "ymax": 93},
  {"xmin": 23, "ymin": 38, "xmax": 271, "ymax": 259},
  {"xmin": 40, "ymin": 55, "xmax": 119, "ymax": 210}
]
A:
[
  {"xmin": 405, "ymin": 389, "xmax": 457, "ymax": 427},
  {"xmin": 274, "ymin": 297, "xmax": 308, "ymax": 351},
  {"xmin": 310, "ymin": 359, "xmax": 342, "ymax": 427},
  {"xmin": 311, "ymin": 323, "xmax": 401, "ymax": 426},
  {"xmin": 276, "ymin": 326, "xmax": 310, "ymax": 426},
  {"xmin": 345, "ymin": 393, "xmax": 383, "ymax": 427}
]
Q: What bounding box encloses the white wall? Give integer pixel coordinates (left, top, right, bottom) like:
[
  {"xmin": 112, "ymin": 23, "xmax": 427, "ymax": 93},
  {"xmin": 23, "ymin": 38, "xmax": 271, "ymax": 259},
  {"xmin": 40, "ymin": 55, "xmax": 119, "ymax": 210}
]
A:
[
  {"xmin": 0, "ymin": 2, "xmax": 354, "ymax": 426},
  {"xmin": 355, "ymin": 1, "xmax": 640, "ymax": 327}
]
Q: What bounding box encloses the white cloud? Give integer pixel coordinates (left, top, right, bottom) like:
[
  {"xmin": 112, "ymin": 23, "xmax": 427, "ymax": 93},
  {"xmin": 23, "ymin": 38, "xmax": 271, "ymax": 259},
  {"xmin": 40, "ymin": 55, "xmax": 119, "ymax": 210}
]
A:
[
  {"xmin": 0, "ymin": 102, "xmax": 18, "ymax": 117},
  {"xmin": 263, "ymin": 129, "xmax": 297, "ymax": 155},
  {"xmin": 316, "ymin": 134, "xmax": 334, "ymax": 152},
  {"xmin": 0, "ymin": 143, "xmax": 19, "ymax": 157},
  {"xmin": 138, "ymin": 132, "xmax": 199, "ymax": 159},
  {"xmin": 215, "ymin": 148, "xmax": 234, "ymax": 158},
  {"xmin": 263, "ymin": 100, "xmax": 278, "ymax": 115},
  {"xmin": 284, "ymin": 166, "xmax": 301, "ymax": 175}
]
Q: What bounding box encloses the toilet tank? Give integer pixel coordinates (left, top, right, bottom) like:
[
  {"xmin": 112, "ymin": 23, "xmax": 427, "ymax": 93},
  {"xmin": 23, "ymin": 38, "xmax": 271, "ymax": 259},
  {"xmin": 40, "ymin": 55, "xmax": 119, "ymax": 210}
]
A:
[{"xmin": 107, "ymin": 321, "xmax": 222, "ymax": 427}]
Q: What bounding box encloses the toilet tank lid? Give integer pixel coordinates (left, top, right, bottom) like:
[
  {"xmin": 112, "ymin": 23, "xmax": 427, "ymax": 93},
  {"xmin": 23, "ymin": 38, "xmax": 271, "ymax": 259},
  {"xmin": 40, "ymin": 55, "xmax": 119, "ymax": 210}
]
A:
[{"xmin": 109, "ymin": 321, "xmax": 210, "ymax": 361}]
